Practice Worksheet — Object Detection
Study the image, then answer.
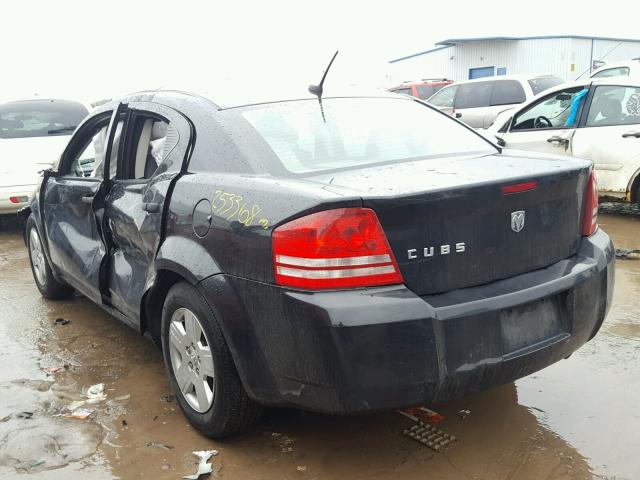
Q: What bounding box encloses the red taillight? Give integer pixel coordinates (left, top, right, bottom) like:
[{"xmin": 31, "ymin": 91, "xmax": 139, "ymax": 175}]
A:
[
  {"xmin": 582, "ymin": 172, "xmax": 598, "ymax": 236},
  {"xmin": 9, "ymin": 196, "xmax": 28, "ymax": 204},
  {"xmin": 272, "ymin": 208, "xmax": 403, "ymax": 290}
]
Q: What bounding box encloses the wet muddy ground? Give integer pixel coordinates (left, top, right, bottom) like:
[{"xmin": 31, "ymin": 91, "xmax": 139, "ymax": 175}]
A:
[{"xmin": 0, "ymin": 204, "xmax": 638, "ymax": 480}]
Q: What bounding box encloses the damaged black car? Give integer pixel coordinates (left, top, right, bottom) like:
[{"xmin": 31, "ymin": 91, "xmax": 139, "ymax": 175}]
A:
[{"xmin": 20, "ymin": 88, "xmax": 615, "ymax": 437}]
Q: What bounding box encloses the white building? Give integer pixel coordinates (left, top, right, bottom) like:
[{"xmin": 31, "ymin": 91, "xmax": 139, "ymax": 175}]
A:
[{"xmin": 388, "ymin": 35, "xmax": 640, "ymax": 84}]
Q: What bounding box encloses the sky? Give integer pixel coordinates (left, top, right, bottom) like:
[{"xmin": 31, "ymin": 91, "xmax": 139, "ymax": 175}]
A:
[{"xmin": 3, "ymin": 0, "xmax": 640, "ymax": 104}]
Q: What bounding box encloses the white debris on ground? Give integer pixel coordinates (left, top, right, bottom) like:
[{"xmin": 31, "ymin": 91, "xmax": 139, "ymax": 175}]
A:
[{"xmin": 182, "ymin": 450, "xmax": 219, "ymax": 480}]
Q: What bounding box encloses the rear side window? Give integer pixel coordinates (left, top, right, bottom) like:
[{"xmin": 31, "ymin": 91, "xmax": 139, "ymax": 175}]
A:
[
  {"xmin": 591, "ymin": 67, "xmax": 630, "ymax": 78},
  {"xmin": 586, "ymin": 85, "xmax": 640, "ymax": 127},
  {"xmin": 416, "ymin": 85, "xmax": 439, "ymax": 99},
  {"xmin": 455, "ymin": 81, "xmax": 493, "ymax": 109},
  {"xmin": 0, "ymin": 100, "xmax": 88, "ymax": 139},
  {"xmin": 490, "ymin": 80, "xmax": 526, "ymax": 106},
  {"xmin": 237, "ymin": 98, "xmax": 496, "ymax": 174},
  {"xmin": 528, "ymin": 76, "xmax": 564, "ymax": 96}
]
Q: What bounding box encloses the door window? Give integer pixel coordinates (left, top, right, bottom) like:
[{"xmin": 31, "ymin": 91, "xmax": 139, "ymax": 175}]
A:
[
  {"xmin": 585, "ymin": 85, "xmax": 640, "ymax": 127},
  {"xmin": 427, "ymin": 84, "xmax": 458, "ymax": 107},
  {"xmin": 66, "ymin": 120, "xmax": 124, "ymax": 178},
  {"xmin": 119, "ymin": 114, "xmax": 177, "ymax": 180},
  {"xmin": 490, "ymin": 80, "xmax": 526, "ymax": 106},
  {"xmin": 454, "ymin": 82, "xmax": 493, "ymax": 109},
  {"xmin": 511, "ymin": 87, "xmax": 585, "ymax": 131}
]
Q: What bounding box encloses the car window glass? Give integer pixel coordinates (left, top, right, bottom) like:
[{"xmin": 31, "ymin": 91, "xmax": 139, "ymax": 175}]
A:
[
  {"xmin": 591, "ymin": 67, "xmax": 630, "ymax": 78},
  {"xmin": 0, "ymin": 100, "xmax": 88, "ymax": 139},
  {"xmin": 123, "ymin": 116, "xmax": 177, "ymax": 180},
  {"xmin": 454, "ymin": 82, "xmax": 493, "ymax": 109},
  {"xmin": 586, "ymin": 85, "xmax": 640, "ymax": 127},
  {"xmin": 511, "ymin": 87, "xmax": 584, "ymax": 130},
  {"xmin": 490, "ymin": 80, "xmax": 526, "ymax": 106},
  {"xmin": 427, "ymin": 85, "xmax": 457, "ymax": 107},
  {"xmin": 239, "ymin": 98, "xmax": 496, "ymax": 174},
  {"xmin": 416, "ymin": 85, "xmax": 438, "ymax": 99},
  {"xmin": 528, "ymin": 76, "xmax": 564, "ymax": 96},
  {"xmin": 66, "ymin": 122, "xmax": 109, "ymax": 177},
  {"xmin": 393, "ymin": 88, "xmax": 413, "ymax": 96},
  {"xmin": 90, "ymin": 121, "xmax": 125, "ymax": 179}
]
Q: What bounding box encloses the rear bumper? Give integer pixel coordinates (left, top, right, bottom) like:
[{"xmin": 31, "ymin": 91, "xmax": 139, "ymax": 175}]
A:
[
  {"xmin": 199, "ymin": 229, "xmax": 615, "ymax": 414},
  {"xmin": 0, "ymin": 185, "xmax": 35, "ymax": 215}
]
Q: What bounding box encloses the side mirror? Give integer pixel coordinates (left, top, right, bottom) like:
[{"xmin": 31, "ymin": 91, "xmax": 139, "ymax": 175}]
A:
[{"xmin": 495, "ymin": 135, "xmax": 506, "ymax": 147}]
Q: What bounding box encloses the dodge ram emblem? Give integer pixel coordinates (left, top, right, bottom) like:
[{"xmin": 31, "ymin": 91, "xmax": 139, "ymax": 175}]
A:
[{"xmin": 511, "ymin": 211, "xmax": 525, "ymax": 233}]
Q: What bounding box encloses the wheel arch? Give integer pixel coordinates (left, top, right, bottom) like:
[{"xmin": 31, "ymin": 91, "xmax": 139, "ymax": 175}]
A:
[
  {"xmin": 142, "ymin": 236, "xmax": 222, "ymax": 344},
  {"xmin": 628, "ymin": 167, "xmax": 640, "ymax": 203}
]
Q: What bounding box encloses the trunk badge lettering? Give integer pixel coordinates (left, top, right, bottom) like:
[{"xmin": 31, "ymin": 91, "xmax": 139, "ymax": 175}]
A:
[
  {"xmin": 511, "ymin": 211, "xmax": 526, "ymax": 233},
  {"xmin": 407, "ymin": 243, "xmax": 466, "ymax": 260}
]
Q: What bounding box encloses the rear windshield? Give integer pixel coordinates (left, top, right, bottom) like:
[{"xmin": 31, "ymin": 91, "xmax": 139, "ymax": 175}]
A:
[
  {"xmin": 528, "ymin": 76, "xmax": 564, "ymax": 96},
  {"xmin": 416, "ymin": 84, "xmax": 443, "ymax": 99},
  {"xmin": 0, "ymin": 100, "xmax": 88, "ymax": 139},
  {"xmin": 237, "ymin": 98, "xmax": 496, "ymax": 174}
]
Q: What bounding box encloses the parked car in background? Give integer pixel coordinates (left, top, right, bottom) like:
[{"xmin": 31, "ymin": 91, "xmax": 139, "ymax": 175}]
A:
[
  {"xmin": 21, "ymin": 88, "xmax": 613, "ymax": 437},
  {"xmin": 426, "ymin": 74, "xmax": 564, "ymax": 129},
  {"xmin": 488, "ymin": 78, "xmax": 640, "ymax": 206},
  {"xmin": 0, "ymin": 99, "xmax": 89, "ymax": 225},
  {"xmin": 388, "ymin": 78, "xmax": 453, "ymax": 100},
  {"xmin": 588, "ymin": 58, "xmax": 640, "ymax": 79}
]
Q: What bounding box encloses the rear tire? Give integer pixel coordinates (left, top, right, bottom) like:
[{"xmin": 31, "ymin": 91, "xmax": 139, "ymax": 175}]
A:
[
  {"xmin": 161, "ymin": 282, "xmax": 262, "ymax": 437},
  {"xmin": 26, "ymin": 215, "xmax": 74, "ymax": 300}
]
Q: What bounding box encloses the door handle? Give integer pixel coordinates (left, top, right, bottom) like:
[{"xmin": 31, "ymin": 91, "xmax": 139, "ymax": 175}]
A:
[
  {"xmin": 547, "ymin": 136, "xmax": 569, "ymax": 144},
  {"xmin": 81, "ymin": 195, "xmax": 94, "ymax": 204},
  {"xmin": 622, "ymin": 131, "xmax": 640, "ymax": 138},
  {"xmin": 142, "ymin": 202, "xmax": 161, "ymax": 213}
]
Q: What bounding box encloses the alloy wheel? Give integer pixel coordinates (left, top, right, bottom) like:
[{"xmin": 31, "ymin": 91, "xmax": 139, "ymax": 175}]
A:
[
  {"xmin": 168, "ymin": 307, "xmax": 216, "ymax": 413},
  {"xmin": 29, "ymin": 228, "xmax": 46, "ymax": 286}
]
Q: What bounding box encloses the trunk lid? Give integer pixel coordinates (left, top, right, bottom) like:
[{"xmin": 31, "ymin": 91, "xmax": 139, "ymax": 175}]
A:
[{"xmin": 308, "ymin": 150, "xmax": 591, "ymax": 295}]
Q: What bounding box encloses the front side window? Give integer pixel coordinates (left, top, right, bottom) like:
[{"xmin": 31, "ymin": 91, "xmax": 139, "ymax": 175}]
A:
[
  {"xmin": 427, "ymin": 84, "xmax": 458, "ymax": 107},
  {"xmin": 454, "ymin": 82, "xmax": 493, "ymax": 109},
  {"xmin": 237, "ymin": 97, "xmax": 496, "ymax": 174},
  {"xmin": 490, "ymin": 80, "xmax": 526, "ymax": 106},
  {"xmin": 0, "ymin": 100, "xmax": 88, "ymax": 139},
  {"xmin": 591, "ymin": 67, "xmax": 630, "ymax": 78},
  {"xmin": 65, "ymin": 119, "xmax": 124, "ymax": 178},
  {"xmin": 511, "ymin": 87, "xmax": 585, "ymax": 130},
  {"xmin": 586, "ymin": 85, "xmax": 640, "ymax": 127}
]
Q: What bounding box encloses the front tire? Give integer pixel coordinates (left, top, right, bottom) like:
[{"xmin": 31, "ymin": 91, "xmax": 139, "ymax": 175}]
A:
[
  {"xmin": 26, "ymin": 215, "xmax": 74, "ymax": 300},
  {"xmin": 161, "ymin": 282, "xmax": 262, "ymax": 437}
]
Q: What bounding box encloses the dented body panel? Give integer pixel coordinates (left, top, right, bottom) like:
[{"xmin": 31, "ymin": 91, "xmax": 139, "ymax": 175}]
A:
[{"xmin": 27, "ymin": 91, "xmax": 615, "ymax": 415}]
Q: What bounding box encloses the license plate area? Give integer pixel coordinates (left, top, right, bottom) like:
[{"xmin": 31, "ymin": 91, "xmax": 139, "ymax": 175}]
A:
[{"xmin": 500, "ymin": 293, "xmax": 569, "ymax": 354}]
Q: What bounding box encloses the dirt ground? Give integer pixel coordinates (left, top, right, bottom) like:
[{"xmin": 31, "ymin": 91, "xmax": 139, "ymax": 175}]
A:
[{"xmin": 0, "ymin": 205, "xmax": 638, "ymax": 480}]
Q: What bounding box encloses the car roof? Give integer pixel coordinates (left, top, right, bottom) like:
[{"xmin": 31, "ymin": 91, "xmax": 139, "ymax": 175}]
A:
[
  {"xmin": 446, "ymin": 73, "xmax": 561, "ymax": 86},
  {"xmin": 391, "ymin": 79, "xmax": 452, "ymax": 88},
  {"xmin": 124, "ymin": 86, "xmax": 402, "ymax": 110}
]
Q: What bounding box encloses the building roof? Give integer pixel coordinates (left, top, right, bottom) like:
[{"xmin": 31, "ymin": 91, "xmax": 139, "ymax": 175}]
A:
[{"xmin": 390, "ymin": 35, "xmax": 640, "ymax": 63}]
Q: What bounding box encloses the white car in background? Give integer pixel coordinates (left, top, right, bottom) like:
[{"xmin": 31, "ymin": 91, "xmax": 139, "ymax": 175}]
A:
[
  {"xmin": 489, "ymin": 78, "xmax": 640, "ymax": 205},
  {"xmin": 426, "ymin": 74, "xmax": 564, "ymax": 129},
  {"xmin": 0, "ymin": 99, "xmax": 88, "ymax": 224},
  {"xmin": 588, "ymin": 58, "xmax": 640, "ymax": 79}
]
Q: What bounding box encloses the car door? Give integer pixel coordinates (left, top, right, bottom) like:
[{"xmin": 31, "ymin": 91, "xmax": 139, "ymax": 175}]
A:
[
  {"xmin": 571, "ymin": 84, "xmax": 640, "ymax": 197},
  {"xmin": 41, "ymin": 105, "xmax": 127, "ymax": 304},
  {"xmin": 453, "ymin": 81, "xmax": 494, "ymax": 128},
  {"xmin": 499, "ymin": 85, "xmax": 590, "ymax": 154},
  {"xmin": 104, "ymin": 102, "xmax": 193, "ymax": 322}
]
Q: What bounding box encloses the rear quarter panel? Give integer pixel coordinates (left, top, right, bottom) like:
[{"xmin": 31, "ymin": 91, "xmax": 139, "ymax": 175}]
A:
[{"xmin": 164, "ymin": 172, "xmax": 360, "ymax": 283}]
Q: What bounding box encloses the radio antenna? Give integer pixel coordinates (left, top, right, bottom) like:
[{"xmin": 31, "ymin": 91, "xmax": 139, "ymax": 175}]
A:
[{"xmin": 308, "ymin": 51, "xmax": 339, "ymax": 98}]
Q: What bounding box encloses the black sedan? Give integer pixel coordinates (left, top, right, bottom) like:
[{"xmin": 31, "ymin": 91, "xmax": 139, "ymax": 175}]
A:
[{"xmin": 20, "ymin": 88, "xmax": 614, "ymax": 437}]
